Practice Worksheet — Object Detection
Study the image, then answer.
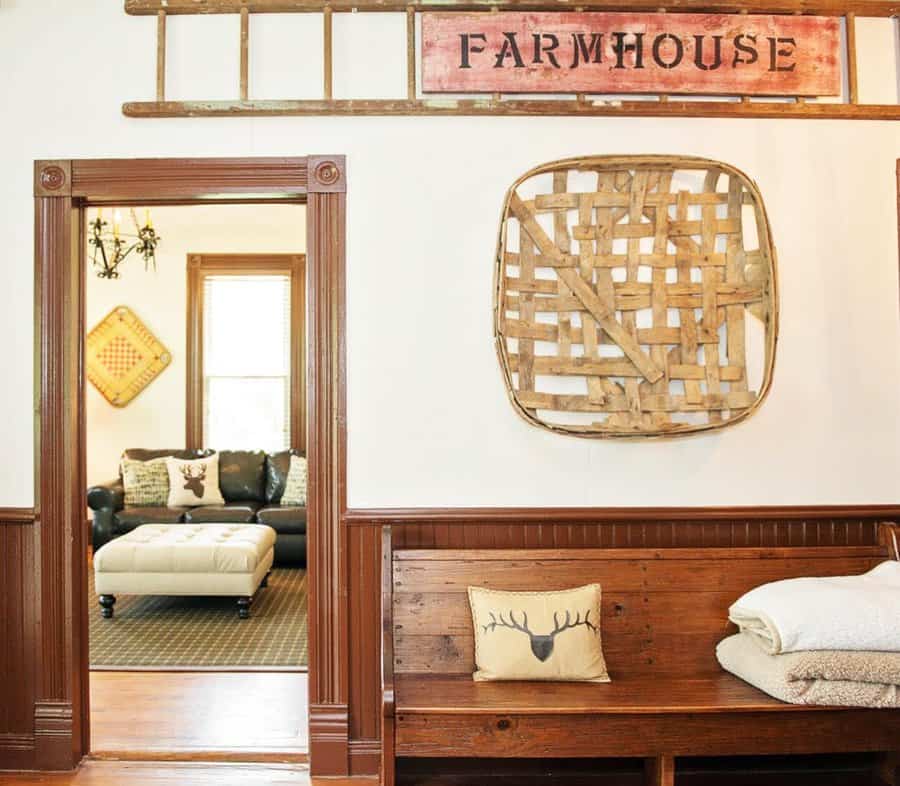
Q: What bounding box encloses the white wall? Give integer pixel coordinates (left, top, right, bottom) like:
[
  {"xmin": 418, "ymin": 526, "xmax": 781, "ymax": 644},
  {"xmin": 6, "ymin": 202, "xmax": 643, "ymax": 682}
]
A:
[
  {"xmin": 84, "ymin": 204, "xmax": 305, "ymax": 485},
  {"xmin": 1, "ymin": 1, "xmax": 899, "ymax": 507}
]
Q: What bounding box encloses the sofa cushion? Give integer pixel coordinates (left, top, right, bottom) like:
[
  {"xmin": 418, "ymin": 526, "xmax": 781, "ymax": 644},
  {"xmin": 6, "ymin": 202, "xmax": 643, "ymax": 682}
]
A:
[
  {"xmin": 184, "ymin": 502, "xmax": 262, "ymax": 524},
  {"xmin": 265, "ymin": 449, "xmax": 303, "ymax": 503},
  {"xmin": 257, "ymin": 505, "xmax": 307, "ymax": 535},
  {"xmin": 218, "ymin": 450, "xmax": 266, "ymax": 502},
  {"xmin": 116, "ymin": 506, "xmax": 189, "ymax": 526}
]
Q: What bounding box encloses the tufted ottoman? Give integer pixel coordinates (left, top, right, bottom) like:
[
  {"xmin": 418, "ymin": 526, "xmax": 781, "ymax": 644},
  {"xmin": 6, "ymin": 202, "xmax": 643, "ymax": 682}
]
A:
[{"xmin": 93, "ymin": 523, "xmax": 276, "ymax": 619}]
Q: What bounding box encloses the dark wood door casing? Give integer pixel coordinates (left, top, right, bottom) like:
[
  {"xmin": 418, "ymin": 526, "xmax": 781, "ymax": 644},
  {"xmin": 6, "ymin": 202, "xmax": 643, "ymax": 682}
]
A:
[
  {"xmin": 23, "ymin": 156, "xmax": 348, "ymax": 774},
  {"xmin": 185, "ymin": 253, "xmax": 307, "ymax": 452}
]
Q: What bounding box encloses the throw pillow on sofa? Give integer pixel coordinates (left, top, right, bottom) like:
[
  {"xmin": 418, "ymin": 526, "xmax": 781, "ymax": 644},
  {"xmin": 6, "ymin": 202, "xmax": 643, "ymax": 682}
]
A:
[
  {"xmin": 121, "ymin": 457, "xmax": 170, "ymax": 507},
  {"xmin": 165, "ymin": 454, "xmax": 225, "ymax": 507},
  {"xmin": 281, "ymin": 455, "xmax": 308, "ymax": 506}
]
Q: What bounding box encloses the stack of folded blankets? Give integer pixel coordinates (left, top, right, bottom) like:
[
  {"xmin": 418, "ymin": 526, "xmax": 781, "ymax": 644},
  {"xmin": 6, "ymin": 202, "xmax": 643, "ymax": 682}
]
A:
[{"xmin": 717, "ymin": 560, "xmax": 900, "ymax": 708}]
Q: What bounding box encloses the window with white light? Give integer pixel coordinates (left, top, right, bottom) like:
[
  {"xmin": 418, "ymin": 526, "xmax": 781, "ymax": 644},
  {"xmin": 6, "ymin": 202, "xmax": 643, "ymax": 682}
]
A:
[{"xmin": 187, "ymin": 255, "xmax": 304, "ymax": 452}]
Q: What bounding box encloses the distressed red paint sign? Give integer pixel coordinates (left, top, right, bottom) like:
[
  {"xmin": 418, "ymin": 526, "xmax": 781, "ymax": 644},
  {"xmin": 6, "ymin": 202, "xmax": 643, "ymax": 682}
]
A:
[{"xmin": 421, "ymin": 12, "xmax": 841, "ymax": 96}]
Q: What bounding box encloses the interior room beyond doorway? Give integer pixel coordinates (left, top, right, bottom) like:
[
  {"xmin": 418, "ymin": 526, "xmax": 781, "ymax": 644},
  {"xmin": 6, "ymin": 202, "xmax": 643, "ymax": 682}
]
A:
[{"xmin": 84, "ymin": 202, "xmax": 308, "ymax": 760}]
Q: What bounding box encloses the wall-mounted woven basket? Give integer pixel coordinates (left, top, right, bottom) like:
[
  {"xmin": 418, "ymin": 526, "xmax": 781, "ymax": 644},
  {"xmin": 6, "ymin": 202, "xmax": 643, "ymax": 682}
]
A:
[{"xmin": 494, "ymin": 155, "xmax": 778, "ymax": 438}]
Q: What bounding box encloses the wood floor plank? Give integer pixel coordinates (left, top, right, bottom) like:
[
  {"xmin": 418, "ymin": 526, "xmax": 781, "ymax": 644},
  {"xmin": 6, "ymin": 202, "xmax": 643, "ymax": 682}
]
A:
[
  {"xmin": 0, "ymin": 760, "xmax": 374, "ymax": 785},
  {"xmin": 90, "ymin": 672, "xmax": 308, "ymax": 757},
  {"xmin": 0, "ymin": 759, "xmax": 880, "ymax": 785}
]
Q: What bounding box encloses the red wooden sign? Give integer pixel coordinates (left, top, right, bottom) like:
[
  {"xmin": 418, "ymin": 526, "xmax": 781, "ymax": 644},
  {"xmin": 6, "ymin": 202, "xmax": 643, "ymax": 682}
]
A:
[{"xmin": 421, "ymin": 12, "xmax": 841, "ymax": 96}]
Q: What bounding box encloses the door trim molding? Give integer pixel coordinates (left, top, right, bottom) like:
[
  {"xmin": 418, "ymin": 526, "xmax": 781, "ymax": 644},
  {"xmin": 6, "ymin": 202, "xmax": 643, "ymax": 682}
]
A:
[{"xmin": 30, "ymin": 156, "xmax": 348, "ymax": 774}]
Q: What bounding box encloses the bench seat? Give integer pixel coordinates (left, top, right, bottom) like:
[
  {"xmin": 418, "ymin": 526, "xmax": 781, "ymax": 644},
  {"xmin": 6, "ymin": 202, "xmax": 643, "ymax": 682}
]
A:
[
  {"xmin": 395, "ymin": 672, "xmax": 839, "ymax": 715},
  {"xmin": 381, "ymin": 529, "xmax": 900, "ymax": 785},
  {"xmin": 393, "ymin": 673, "xmax": 900, "ymax": 761}
]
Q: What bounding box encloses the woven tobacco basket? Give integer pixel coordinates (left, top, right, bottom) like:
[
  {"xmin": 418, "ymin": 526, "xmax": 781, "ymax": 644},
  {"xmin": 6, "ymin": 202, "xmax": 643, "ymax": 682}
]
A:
[{"xmin": 494, "ymin": 155, "xmax": 778, "ymax": 439}]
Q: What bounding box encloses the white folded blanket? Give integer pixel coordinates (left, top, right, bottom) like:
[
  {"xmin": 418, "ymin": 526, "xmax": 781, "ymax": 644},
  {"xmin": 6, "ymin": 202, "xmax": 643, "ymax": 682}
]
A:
[
  {"xmin": 717, "ymin": 633, "xmax": 900, "ymax": 708},
  {"xmin": 728, "ymin": 560, "xmax": 900, "ymax": 655}
]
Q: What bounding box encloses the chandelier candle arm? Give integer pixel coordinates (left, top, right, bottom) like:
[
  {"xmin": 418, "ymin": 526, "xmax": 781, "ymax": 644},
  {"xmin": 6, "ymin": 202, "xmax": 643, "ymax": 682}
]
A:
[{"xmin": 89, "ymin": 208, "xmax": 161, "ymax": 279}]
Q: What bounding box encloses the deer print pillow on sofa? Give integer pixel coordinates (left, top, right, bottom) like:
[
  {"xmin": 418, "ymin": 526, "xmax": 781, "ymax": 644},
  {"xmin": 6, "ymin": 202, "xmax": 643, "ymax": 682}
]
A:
[
  {"xmin": 165, "ymin": 455, "xmax": 225, "ymax": 507},
  {"xmin": 468, "ymin": 584, "xmax": 610, "ymax": 683}
]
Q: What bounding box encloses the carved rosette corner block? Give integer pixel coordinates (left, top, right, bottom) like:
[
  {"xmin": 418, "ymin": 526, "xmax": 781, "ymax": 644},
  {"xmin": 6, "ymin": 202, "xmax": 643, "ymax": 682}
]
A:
[
  {"xmin": 495, "ymin": 155, "xmax": 778, "ymax": 438},
  {"xmin": 308, "ymin": 155, "xmax": 346, "ymax": 193},
  {"xmin": 34, "ymin": 160, "xmax": 72, "ymax": 197}
]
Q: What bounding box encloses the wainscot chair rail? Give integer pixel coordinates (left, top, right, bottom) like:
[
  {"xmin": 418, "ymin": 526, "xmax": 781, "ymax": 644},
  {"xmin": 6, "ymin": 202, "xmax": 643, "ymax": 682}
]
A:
[{"xmin": 380, "ymin": 523, "xmax": 900, "ymax": 786}]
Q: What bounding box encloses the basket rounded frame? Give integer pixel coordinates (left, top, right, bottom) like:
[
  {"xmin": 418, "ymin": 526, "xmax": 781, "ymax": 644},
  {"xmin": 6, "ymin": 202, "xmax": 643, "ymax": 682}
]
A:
[{"xmin": 492, "ymin": 154, "xmax": 779, "ymax": 440}]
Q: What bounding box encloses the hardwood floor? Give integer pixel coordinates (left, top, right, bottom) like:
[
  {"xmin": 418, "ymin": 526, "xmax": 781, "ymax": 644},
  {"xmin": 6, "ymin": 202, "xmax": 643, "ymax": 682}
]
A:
[
  {"xmin": 0, "ymin": 761, "xmax": 371, "ymax": 785},
  {"xmin": 0, "ymin": 760, "xmax": 885, "ymax": 786},
  {"xmin": 90, "ymin": 672, "xmax": 308, "ymax": 760}
]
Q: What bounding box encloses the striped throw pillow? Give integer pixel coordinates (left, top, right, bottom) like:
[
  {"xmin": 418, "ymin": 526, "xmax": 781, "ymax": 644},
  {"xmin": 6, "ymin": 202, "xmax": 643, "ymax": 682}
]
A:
[
  {"xmin": 281, "ymin": 455, "xmax": 308, "ymax": 506},
  {"xmin": 121, "ymin": 458, "xmax": 170, "ymax": 507}
]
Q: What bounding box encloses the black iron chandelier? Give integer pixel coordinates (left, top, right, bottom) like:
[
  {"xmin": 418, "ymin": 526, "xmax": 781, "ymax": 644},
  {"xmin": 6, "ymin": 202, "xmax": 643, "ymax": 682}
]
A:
[{"xmin": 89, "ymin": 208, "xmax": 160, "ymax": 279}]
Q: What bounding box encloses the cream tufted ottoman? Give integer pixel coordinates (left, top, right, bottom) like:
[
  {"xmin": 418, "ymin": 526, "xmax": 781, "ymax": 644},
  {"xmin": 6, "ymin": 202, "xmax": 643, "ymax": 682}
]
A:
[{"xmin": 93, "ymin": 523, "xmax": 276, "ymax": 619}]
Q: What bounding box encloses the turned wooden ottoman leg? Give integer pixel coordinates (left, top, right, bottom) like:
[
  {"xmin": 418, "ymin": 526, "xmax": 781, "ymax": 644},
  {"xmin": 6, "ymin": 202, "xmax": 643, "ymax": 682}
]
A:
[
  {"xmin": 237, "ymin": 596, "xmax": 252, "ymax": 619},
  {"xmin": 99, "ymin": 595, "xmax": 116, "ymax": 619}
]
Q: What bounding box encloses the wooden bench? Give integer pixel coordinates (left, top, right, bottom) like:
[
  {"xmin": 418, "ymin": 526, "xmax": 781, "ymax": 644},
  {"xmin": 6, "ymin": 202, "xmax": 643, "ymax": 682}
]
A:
[{"xmin": 381, "ymin": 524, "xmax": 900, "ymax": 786}]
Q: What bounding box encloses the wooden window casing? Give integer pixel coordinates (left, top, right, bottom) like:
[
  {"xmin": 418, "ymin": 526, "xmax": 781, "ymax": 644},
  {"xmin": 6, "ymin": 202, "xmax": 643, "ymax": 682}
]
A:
[{"xmin": 186, "ymin": 253, "xmax": 306, "ymax": 452}]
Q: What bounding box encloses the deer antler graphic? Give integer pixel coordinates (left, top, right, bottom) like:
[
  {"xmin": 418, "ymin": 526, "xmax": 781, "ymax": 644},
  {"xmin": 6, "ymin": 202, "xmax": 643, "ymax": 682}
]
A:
[
  {"xmin": 179, "ymin": 463, "xmax": 207, "ymax": 498},
  {"xmin": 550, "ymin": 610, "xmax": 598, "ymax": 637},
  {"xmin": 482, "ymin": 608, "xmax": 598, "ymax": 662},
  {"xmin": 483, "ymin": 610, "xmax": 532, "ymax": 636}
]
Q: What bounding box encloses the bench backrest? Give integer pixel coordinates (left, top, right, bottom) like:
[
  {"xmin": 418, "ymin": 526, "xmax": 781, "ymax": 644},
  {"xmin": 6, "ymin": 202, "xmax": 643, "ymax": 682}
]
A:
[{"xmin": 390, "ymin": 544, "xmax": 888, "ymax": 677}]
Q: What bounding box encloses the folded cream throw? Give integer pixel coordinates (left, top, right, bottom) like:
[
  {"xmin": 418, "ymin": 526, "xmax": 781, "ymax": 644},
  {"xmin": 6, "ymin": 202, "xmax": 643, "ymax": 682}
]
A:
[
  {"xmin": 728, "ymin": 560, "xmax": 900, "ymax": 655},
  {"xmin": 716, "ymin": 633, "xmax": 900, "ymax": 708}
]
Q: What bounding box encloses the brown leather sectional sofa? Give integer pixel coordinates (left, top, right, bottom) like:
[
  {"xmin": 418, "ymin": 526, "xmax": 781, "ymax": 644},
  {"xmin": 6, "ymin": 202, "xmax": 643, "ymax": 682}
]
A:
[{"xmin": 87, "ymin": 448, "xmax": 306, "ymax": 566}]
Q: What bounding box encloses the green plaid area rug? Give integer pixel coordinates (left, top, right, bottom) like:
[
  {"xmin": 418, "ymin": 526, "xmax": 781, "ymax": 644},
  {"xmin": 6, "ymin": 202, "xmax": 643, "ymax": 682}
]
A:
[{"xmin": 89, "ymin": 567, "xmax": 308, "ymax": 669}]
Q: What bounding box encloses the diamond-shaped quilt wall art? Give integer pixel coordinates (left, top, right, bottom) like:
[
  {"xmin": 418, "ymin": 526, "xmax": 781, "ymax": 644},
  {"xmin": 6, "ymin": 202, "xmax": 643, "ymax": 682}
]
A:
[{"xmin": 87, "ymin": 306, "xmax": 171, "ymax": 407}]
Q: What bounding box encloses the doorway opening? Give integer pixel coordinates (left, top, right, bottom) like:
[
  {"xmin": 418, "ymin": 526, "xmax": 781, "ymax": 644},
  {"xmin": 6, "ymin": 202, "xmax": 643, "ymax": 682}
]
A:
[
  {"xmin": 33, "ymin": 156, "xmax": 347, "ymax": 773},
  {"xmin": 84, "ymin": 204, "xmax": 308, "ymax": 759}
]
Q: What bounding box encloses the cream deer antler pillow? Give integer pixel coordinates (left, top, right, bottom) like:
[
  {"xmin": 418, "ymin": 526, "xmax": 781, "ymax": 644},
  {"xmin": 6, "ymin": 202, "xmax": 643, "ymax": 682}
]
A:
[
  {"xmin": 165, "ymin": 455, "xmax": 225, "ymax": 507},
  {"xmin": 467, "ymin": 584, "xmax": 610, "ymax": 682}
]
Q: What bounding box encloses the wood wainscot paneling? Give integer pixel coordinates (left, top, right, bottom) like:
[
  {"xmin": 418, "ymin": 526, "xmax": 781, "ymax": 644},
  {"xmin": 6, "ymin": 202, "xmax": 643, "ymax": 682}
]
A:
[
  {"xmin": 0, "ymin": 509, "xmax": 37, "ymax": 770},
  {"xmin": 341, "ymin": 505, "xmax": 900, "ymax": 776}
]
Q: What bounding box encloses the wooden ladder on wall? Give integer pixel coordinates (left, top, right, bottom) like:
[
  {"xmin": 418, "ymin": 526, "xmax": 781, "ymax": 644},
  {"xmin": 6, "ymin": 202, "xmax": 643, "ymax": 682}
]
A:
[{"xmin": 124, "ymin": 0, "xmax": 900, "ymax": 119}]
